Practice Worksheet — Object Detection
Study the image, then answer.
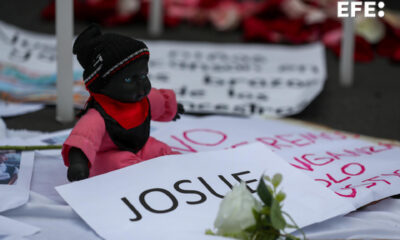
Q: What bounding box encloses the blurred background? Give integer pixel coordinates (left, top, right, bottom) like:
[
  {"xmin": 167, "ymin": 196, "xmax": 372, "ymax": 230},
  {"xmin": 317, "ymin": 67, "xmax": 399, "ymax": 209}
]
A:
[{"xmin": 0, "ymin": 0, "xmax": 399, "ymax": 140}]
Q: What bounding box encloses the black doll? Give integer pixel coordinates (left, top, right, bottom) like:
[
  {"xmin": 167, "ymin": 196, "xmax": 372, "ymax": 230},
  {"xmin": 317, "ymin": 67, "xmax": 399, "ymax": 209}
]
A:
[{"xmin": 62, "ymin": 25, "xmax": 184, "ymax": 181}]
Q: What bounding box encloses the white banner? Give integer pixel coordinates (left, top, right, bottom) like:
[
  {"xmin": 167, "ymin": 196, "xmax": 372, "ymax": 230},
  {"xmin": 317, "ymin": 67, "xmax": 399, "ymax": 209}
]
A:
[
  {"xmin": 56, "ymin": 143, "xmax": 354, "ymax": 240},
  {"xmin": 0, "ymin": 20, "xmax": 326, "ymax": 116}
]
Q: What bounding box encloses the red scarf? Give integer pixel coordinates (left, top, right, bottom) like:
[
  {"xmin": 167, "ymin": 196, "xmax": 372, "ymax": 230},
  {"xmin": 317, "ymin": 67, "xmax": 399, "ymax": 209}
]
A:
[{"xmin": 91, "ymin": 93, "xmax": 149, "ymax": 130}]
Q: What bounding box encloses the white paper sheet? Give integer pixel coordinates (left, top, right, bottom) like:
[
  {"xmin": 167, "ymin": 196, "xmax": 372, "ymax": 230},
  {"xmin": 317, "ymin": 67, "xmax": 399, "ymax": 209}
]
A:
[
  {"xmin": 0, "ymin": 100, "xmax": 44, "ymax": 117},
  {"xmin": 56, "ymin": 143, "xmax": 354, "ymax": 240},
  {"xmin": 25, "ymin": 129, "xmax": 70, "ymax": 157},
  {"xmin": 0, "ymin": 140, "xmax": 34, "ymax": 212},
  {"xmin": 0, "ymin": 20, "xmax": 326, "ymax": 116},
  {"xmin": 151, "ymin": 116, "xmax": 400, "ymax": 208},
  {"xmin": 29, "ymin": 129, "xmax": 71, "ymax": 146}
]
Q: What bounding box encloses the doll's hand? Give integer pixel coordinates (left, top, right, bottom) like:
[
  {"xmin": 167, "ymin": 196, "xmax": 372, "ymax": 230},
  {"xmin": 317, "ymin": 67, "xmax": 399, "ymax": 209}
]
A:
[
  {"xmin": 67, "ymin": 147, "xmax": 90, "ymax": 182},
  {"xmin": 173, "ymin": 103, "xmax": 185, "ymax": 121}
]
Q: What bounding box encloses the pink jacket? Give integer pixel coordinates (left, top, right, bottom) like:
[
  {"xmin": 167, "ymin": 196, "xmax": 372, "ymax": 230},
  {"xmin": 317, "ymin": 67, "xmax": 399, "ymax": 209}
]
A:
[{"xmin": 62, "ymin": 88, "xmax": 179, "ymax": 177}]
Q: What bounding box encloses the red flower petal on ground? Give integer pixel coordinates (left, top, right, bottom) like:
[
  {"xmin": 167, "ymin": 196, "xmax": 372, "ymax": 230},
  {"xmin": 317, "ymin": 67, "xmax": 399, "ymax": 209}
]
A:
[
  {"xmin": 243, "ymin": 17, "xmax": 282, "ymax": 43},
  {"xmin": 243, "ymin": 16, "xmax": 319, "ymax": 44},
  {"xmin": 393, "ymin": 47, "xmax": 400, "ymax": 61},
  {"xmin": 377, "ymin": 19, "xmax": 400, "ymax": 62},
  {"xmin": 377, "ymin": 34, "xmax": 399, "ymax": 58}
]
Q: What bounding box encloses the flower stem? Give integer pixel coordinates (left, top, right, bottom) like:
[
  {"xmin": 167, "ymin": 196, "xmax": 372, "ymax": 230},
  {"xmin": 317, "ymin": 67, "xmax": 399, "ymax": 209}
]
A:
[
  {"xmin": 282, "ymin": 211, "xmax": 306, "ymax": 239},
  {"xmin": 0, "ymin": 145, "xmax": 63, "ymax": 151}
]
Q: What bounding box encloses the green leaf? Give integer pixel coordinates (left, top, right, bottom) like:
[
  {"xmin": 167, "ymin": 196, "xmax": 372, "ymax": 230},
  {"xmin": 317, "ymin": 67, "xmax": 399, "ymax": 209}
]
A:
[
  {"xmin": 205, "ymin": 229, "xmax": 215, "ymax": 235},
  {"xmin": 270, "ymin": 199, "xmax": 286, "ymax": 230},
  {"xmin": 285, "ymin": 234, "xmax": 300, "ymax": 240},
  {"xmin": 261, "ymin": 214, "xmax": 272, "ymax": 227},
  {"xmin": 260, "ymin": 206, "xmax": 270, "ymax": 215},
  {"xmin": 252, "ymin": 208, "xmax": 262, "ymax": 228},
  {"xmin": 221, "ymin": 231, "xmax": 249, "ymax": 240},
  {"xmin": 272, "ymin": 174, "xmax": 283, "ymax": 188},
  {"xmin": 264, "ymin": 175, "xmax": 271, "ymax": 182},
  {"xmin": 257, "ymin": 177, "xmax": 273, "ymax": 206},
  {"xmin": 258, "ymin": 229, "xmax": 280, "ymax": 240},
  {"xmin": 244, "ymin": 224, "xmax": 257, "ymax": 233},
  {"xmin": 260, "ymin": 233, "xmax": 279, "ymax": 240},
  {"xmin": 276, "ymin": 191, "xmax": 286, "ymax": 202}
]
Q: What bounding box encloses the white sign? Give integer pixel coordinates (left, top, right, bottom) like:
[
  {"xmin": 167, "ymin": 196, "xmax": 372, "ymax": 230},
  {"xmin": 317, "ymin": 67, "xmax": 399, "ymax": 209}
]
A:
[
  {"xmin": 56, "ymin": 143, "xmax": 354, "ymax": 240},
  {"xmin": 151, "ymin": 116, "xmax": 400, "ymax": 208},
  {"xmin": 147, "ymin": 41, "xmax": 326, "ymax": 116},
  {"xmin": 0, "ymin": 20, "xmax": 326, "ymax": 117}
]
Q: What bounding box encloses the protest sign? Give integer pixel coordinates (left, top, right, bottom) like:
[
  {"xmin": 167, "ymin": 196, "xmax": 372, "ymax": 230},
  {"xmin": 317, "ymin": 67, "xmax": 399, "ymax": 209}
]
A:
[
  {"xmin": 0, "ymin": 20, "xmax": 326, "ymax": 116},
  {"xmin": 147, "ymin": 41, "xmax": 326, "ymax": 116},
  {"xmin": 56, "ymin": 143, "xmax": 354, "ymax": 240},
  {"xmin": 151, "ymin": 116, "xmax": 400, "ymax": 208},
  {"xmin": 37, "ymin": 115, "xmax": 400, "ymax": 209}
]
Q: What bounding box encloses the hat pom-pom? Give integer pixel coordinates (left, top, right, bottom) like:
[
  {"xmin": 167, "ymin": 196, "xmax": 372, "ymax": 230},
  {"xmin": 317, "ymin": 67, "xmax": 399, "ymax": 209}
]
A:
[{"xmin": 73, "ymin": 24, "xmax": 102, "ymax": 69}]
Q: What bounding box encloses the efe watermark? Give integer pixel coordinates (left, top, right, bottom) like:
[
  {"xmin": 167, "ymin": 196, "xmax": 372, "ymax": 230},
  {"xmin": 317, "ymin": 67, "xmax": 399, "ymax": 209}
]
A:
[{"xmin": 338, "ymin": 1, "xmax": 385, "ymax": 18}]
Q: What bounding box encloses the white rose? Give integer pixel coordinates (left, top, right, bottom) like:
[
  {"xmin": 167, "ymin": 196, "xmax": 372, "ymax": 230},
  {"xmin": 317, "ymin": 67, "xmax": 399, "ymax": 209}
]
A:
[{"xmin": 214, "ymin": 182, "xmax": 262, "ymax": 235}]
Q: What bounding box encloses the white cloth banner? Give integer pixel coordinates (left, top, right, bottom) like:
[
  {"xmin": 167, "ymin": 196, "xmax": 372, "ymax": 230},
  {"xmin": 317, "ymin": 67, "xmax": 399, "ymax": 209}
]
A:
[
  {"xmin": 0, "ymin": 215, "xmax": 39, "ymax": 238},
  {"xmin": 0, "ymin": 20, "xmax": 326, "ymax": 116},
  {"xmin": 0, "ymin": 146, "xmax": 398, "ymax": 240},
  {"xmin": 1, "ymin": 116, "xmax": 400, "ymax": 239},
  {"xmin": 56, "ymin": 143, "xmax": 354, "ymax": 240}
]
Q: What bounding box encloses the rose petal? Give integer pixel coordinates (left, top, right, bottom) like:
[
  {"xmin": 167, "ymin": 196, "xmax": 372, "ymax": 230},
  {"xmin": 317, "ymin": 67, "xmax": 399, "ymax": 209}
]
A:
[
  {"xmin": 355, "ymin": 16, "xmax": 385, "ymax": 44},
  {"xmin": 214, "ymin": 182, "xmax": 261, "ymax": 235}
]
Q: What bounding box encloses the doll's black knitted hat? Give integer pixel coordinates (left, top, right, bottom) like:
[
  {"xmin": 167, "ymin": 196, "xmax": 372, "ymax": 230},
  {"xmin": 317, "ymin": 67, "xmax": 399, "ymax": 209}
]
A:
[{"xmin": 73, "ymin": 24, "xmax": 149, "ymax": 91}]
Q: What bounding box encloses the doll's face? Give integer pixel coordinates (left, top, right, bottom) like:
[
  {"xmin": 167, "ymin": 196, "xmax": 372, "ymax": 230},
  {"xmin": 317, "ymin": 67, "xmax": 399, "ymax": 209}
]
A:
[{"xmin": 98, "ymin": 58, "xmax": 151, "ymax": 102}]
